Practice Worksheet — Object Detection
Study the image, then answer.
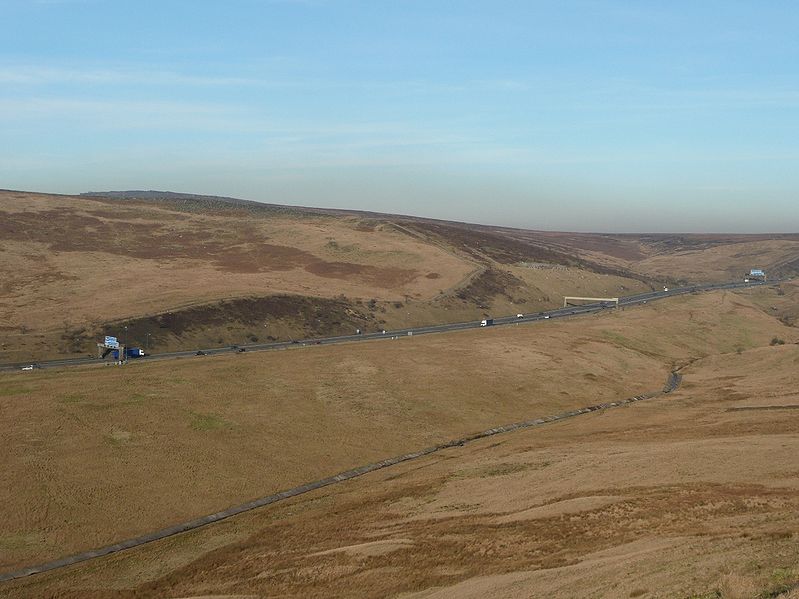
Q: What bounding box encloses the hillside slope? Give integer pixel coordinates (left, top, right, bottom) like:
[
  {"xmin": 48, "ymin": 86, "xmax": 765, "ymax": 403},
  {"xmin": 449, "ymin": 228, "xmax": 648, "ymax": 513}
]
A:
[
  {"xmin": 0, "ymin": 190, "xmax": 648, "ymax": 361},
  {"xmin": 2, "ymin": 189, "xmax": 797, "ymax": 361},
  {"xmin": 1, "ymin": 286, "xmax": 797, "ymax": 597}
]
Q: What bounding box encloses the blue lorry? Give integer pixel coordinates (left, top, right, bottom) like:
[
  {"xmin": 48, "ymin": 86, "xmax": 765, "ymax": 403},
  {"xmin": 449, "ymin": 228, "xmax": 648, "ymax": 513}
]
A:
[{"xmin": 111, "ymin": 348, "xmax": 146, "ymax": 359}]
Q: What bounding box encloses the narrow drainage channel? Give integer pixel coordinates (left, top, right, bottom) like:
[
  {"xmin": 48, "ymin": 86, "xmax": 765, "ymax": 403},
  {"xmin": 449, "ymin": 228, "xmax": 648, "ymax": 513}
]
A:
[{"xmin": 0, "ymin": 371, "xmax": 682, "ymax": 584}]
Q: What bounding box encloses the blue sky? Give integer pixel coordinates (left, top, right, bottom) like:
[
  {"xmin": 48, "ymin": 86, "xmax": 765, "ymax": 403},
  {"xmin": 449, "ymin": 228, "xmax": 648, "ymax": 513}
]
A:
[{"xmin": 1, "ymin": 0, "xmax": 797, "ymax": 232}]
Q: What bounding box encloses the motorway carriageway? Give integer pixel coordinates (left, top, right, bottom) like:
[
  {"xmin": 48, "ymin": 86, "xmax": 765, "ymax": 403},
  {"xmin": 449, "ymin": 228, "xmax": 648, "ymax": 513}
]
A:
[{"xmin": 0, "ymin": 280, "xmax": 771, "ymax": 372}]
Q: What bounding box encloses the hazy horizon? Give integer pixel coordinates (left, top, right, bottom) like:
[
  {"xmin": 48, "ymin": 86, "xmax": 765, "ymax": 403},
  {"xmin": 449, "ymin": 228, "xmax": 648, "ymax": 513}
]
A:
[{"xmin": 2, "ymin": 1, "xmax": 797, "ymax": 233}]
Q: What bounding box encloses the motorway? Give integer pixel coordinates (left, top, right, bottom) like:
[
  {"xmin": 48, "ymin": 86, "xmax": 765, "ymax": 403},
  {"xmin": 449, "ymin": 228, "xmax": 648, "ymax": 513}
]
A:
[{"xmin": 0, "ymin": 279, "xmax": 771, "ymax": 372}]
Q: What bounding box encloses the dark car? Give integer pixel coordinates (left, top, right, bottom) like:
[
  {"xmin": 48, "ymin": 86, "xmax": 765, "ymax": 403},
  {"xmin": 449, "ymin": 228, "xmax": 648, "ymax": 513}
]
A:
[{"xmin": 196, "ymin": 350, "xmax": 207, "ymax": 356}]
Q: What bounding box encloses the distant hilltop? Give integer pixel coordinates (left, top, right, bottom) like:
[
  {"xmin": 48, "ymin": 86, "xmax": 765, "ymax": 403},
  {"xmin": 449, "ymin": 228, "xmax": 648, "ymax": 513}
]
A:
[
  {"xmin": 79, "ymin": 190, "xmax": 412, "ymax": 220},
  {"xmin": 79, "ymin": 189, "xmax": 333, "ymax": 218},
  {"xmin": 81, "ymin": 190, "xmax": 263, "ymax": 207},
  {"xmin": 78, "ymin": 190, "xmax": 469, "ymax": 223}
]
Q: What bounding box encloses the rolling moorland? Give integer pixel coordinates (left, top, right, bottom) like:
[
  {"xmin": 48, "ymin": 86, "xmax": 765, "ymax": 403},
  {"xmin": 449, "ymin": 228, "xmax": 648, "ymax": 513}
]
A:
[
  {"xmin": 0, "ymin": 282, "xmax": 798, "ymax": 598},
  {"xmin": 3, "ymin": 189, "xmax": 799, "ymax": 362},
  {"xmin": 1, "ymin": 189, "xmax": 799, "ymax": 598}
]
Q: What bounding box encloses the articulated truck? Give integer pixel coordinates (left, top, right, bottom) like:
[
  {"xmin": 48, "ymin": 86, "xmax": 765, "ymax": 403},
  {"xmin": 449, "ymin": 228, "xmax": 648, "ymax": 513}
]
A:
[{"xmin": 111, "ymin": 347, "xmax": 146, "ymax": 359}]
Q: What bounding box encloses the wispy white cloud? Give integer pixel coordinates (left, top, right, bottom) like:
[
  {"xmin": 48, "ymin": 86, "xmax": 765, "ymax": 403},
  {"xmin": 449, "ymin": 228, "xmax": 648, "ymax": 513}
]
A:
[
  {"xmin": 0, "ymin": 96, "xmax": 479, "ymax": 157},
  {"xmin": 0, "ymin": 62, "xmax": 538, "ymax": 95},
  {"xmin": 0, "ymin": 64, "xmax": 270, "ymax": 87},
  {"xmin": 0, "ymin": 64, "xmax": 395, "ymax": 92},
  {"xmin": 262, "ymin": 0, "xmax": 327, "ymax": 4},
  {"xmin": 0, "ymin": 97, "xmax": 224, "ymax": 122},
  {"xmin": 31, "ymin": 0, "xmax": 97, "ymax": 4}
]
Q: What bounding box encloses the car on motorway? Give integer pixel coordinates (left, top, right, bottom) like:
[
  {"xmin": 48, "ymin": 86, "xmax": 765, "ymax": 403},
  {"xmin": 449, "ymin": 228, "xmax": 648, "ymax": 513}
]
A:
[
  {"xmin": 516, "ymin": 313, "xmax": 524, "ymax": 318},
  {"xmin": 195, "ymin": 350, "xmax": 207, "ymax": 356},
  {"xmin": 543, "ymin": 315, "xmax": 550, "ymax": 319},
  {"xmin": 20, "ymin": 363, "xmax": 40, "ymax": 371}
]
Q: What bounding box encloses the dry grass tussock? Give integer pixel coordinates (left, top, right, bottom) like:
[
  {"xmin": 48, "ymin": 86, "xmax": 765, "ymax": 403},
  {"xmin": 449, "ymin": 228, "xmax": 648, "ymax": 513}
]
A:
[
  {"xmin": 711, "ymin": 568, "xmax": 799, "ymax": 599},
  {"xmin": 717, "ymin": 573, "xmax": 761, "ymax": 599}
]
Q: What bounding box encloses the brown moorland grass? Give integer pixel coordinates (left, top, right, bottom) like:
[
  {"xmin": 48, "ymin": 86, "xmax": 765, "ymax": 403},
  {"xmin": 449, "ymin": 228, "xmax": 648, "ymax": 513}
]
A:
[
  {"xmin": 0, "ymin": 287, "xmax": 796, "ymax": 595},
  {"xmin": 1, "ymin": 290, "xmax": 798, "ymax": 598},
  {"xmin": 470, "ymin": 226, "xmax": 799, "ymax": 283},
  {"xmin": 0, "ymin": 305, "xmax": 666, "ymax": 572},
  {"xmin": 7, "ymin": 190, "xmax": 799, "ymax": 364},
  {"xmin": 628, "ymin": 238, "xmax": 799, "ymax": 283},
  {"xmin": 0, "ymin": 191, "xmax": 473, "ymax": 358},
  {"xmin": 739, "ymin": 280, "xmax": 799, "ymax": 329},
  {"xmin": 1, "ymin": 190, "xmax": 660, "ymax": 361}
]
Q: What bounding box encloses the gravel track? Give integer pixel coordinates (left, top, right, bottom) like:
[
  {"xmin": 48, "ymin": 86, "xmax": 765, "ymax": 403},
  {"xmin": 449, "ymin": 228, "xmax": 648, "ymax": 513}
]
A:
[{"xmin": 0, "ymin": 372, "xmax": 682, "ymax": 583}]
